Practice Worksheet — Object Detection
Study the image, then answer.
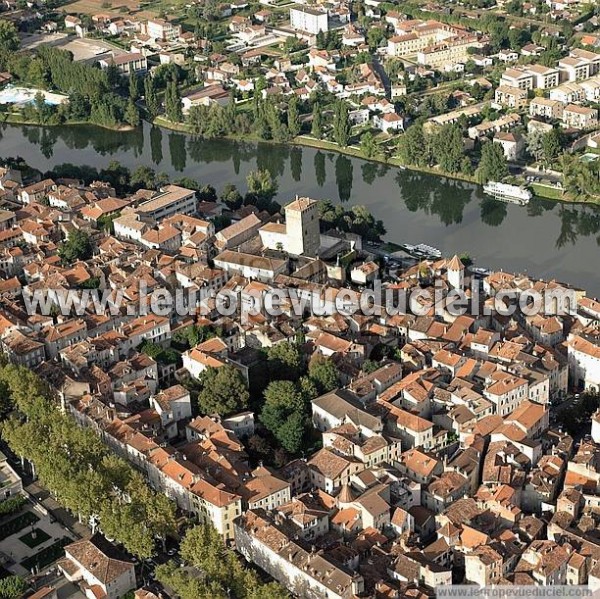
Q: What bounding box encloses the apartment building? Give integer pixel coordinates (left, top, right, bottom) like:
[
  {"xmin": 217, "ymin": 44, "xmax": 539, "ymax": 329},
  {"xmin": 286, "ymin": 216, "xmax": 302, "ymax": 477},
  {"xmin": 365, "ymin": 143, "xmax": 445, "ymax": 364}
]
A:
[
  {"xmin": 289, "ymin": 6, "xmax": 328, "ymax": 34},
  {"xmin": 143, "ymin": 18, "xmax": 182, "ymax": 42},
  {"xmin": 529, "ymin": 97, "xmax": 565, "ymax": 120},
  {"xmin": 137, "ymin": 185, "xmax": 197, "ymax": 222},
  {"xmin": 549, "ymin": 82, "xmax": 585, "ymax": 104},
  {"xmin": 500, "ymin": 68, "xmax": 534, "ymax": 90},
  {"xmin": 559, "ymin": 56, "xmax": 591, "ymax": 82},
  {"xmin": 494, "ymin": 85, "xmax": 529, "ymax": 109},
  {"xmin": 527, "ymin": 64, "xmax": 560, "ymax": 89},
  {"xmin": 416, "ymin": 36, "xmax": 478, "ymax": 68},
  {"xmin": 562, "ymin": 104, "xmax": 598, "ymax": 129}
]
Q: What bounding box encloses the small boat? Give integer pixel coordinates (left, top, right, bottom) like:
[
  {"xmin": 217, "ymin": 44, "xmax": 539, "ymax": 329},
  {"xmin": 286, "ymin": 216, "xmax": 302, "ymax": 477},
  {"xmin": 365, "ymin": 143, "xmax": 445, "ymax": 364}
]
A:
[
  {"xmin": 414, "ymin": 244, "xmax": 442, "ymax": 259},
  {"xmin": 483, "ymin": 181, "xmax": 532, "ymax": 205}
]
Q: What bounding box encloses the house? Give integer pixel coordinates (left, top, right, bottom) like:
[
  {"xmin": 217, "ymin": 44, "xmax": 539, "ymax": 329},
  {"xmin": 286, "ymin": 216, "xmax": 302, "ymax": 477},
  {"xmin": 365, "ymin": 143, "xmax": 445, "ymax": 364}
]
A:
[
  {"xmin": 149, "ymin": 384, "xmax": 192, "ymax": 438},
  {"xmin": 483, "ymin": 371, "xmax": 529, "ymax": 416},
  {"xmin": 213, "ymin": 250, "xmax": 287, "ymax": 282},
  {"xmin": 98, "ymin": 53, "xmax": 147, "ymax": 76},
  {"xmin": 493, "ymin": 131, "xmax": 524, "ymax": 161},
  {"xmin": 373, "ymin": 112, "xmax": 404, "ymax": 133},
  {"xmin": 350, "ymin": 261, "xmax": 379, "ymax": 285},
  {"xmin": 58, "ymin": 536, "xmax": 136, "ymax": 599},
  {"xmin": 181, "ymin": 85, "xmax": 230, "ymax": 113},
  {"xmin": 468, "ymin": 113, "xmax": 521, "ymax": 139},
  {"xmin": 215, "ymin": 213, "xmax": 262, "ymax": 250}
]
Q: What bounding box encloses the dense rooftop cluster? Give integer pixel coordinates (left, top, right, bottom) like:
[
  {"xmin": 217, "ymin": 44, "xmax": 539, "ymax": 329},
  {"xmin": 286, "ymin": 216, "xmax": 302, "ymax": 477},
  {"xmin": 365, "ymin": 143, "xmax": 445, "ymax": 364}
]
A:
[{"xmin": 0, "ymin": 159, "xmax": 599, "ymax": 597}]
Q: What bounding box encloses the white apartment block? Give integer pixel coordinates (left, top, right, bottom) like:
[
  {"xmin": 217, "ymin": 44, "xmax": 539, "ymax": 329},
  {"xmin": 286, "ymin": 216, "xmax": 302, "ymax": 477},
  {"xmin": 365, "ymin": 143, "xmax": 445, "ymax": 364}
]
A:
[
  {"xmin": 501, "ymin": 68, "xmax": 534, "ymax": 90},
  {"xmin": 568, "ymin": 334, "xmax": 600, "ymax": 392},
  {"xmin": 144, "ymin": 18, "xmax": 182, "ymax": 42},
  {"xmin": 289, "ymin": 6, "xmax": 328, "ymax": 34},
  {"xmin": 549, "ymin": 82, "xmax": 585, "ymax": 104}
]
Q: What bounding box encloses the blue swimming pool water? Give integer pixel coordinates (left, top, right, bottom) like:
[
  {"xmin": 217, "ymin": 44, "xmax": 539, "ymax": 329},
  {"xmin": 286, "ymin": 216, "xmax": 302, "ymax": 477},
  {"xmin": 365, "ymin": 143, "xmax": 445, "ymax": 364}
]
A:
[{"xmin": 0, "ymin": 86, "xmax": 63, "ymax": 106}]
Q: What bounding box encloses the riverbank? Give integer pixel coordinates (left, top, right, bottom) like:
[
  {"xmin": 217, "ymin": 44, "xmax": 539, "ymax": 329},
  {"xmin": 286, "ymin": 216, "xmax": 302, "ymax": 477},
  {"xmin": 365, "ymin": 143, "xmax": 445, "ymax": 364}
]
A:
[
  {"xmin": 152, "ymin": 115, "xmax": 599, "ymax": 206},
  {"xmin": 3, "ymin": 112, "xmax": 598, "ymax": 206},
  {"xmin": 0, "ymin": 112, "xmax": 136, "ymax": 132}
]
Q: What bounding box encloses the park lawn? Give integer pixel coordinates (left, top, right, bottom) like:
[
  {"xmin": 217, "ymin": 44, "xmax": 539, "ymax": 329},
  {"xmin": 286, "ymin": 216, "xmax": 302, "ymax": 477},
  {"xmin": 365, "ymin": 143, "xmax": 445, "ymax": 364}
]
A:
[
  {"xmin": 19, "ymin": 528, "xmax": 51, "ymax": 549},
  {"xmin": 531, "ymin": 182, "xmax": 564, "ymax": 200},
  {"xmin": 21, "ymin": 537, "xmax": 71, "ymax": 572},
  {"xmin": 0, "ymin": 511, "xmax": 39, "ymax": 542}
]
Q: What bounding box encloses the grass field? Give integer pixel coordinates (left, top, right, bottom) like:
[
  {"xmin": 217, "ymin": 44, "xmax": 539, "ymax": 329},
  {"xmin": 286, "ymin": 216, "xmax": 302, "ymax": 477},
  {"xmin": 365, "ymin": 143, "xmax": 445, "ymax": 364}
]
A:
[
  {"xmin": 63, "ymin": 0, "xmax": 157, "ymax": 20},
  {"xmin": 19, "ymin": 528, "xmax": 51, "ymax": 549}
]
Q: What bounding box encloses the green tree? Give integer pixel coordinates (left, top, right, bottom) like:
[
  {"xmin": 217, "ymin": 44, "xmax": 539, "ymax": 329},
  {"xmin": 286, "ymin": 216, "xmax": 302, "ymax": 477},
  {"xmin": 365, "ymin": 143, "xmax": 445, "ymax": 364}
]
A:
[
  {"xmin": 125, "ymin": 99, "xmax": 140, "ymax": 127},
  {"xmin": 219, "ymin": 183, "xmax": 243, "ymax": 210},
  {"xmin": 308, "ymin": 355, "xmax": 339, "ymax": 394},
  {"xmin": 165, "ymin": 80, "xmax": 183, "ymax": 122},
  {"xmin": 526, "ymin": 128, "xmax": 544, "ymax": 162},
  {"xmin": 0, "ymin": 21, "xmax": 19, "ymax": 54},
  {"xmin": 311, "ymin": 102, "xmax": 323, "ymax": 139},
  {"xmin": 197, "ymin": 365, "xmax": 249, "ymax": 415},
  {"xmin": 58, "ymin": 229, "xmax": 93, "ymax": 263},
  {"xmin": 541, "ymin": 128, "xmax": 564, "ymax": 166},
  {"xmin": 144, "ymin": 76, "xmax": 160, "ymax": 119},
  {"xmin": 287, "ymin": 95, "xmax": 301, "ymax": 138},
  {"xmin": 476, "ymin": 141, "xmax": 509, "ymax": 184},
  {"xmin": 333, "ymin": 100, "xmax": 351, "ymax": 147},
  {"xmin": 266, "ymin": 342, "xmax": 303, "ymax": 381},
  {"xmin": 360, "ymin": 131, "xmax": 379, "ymax": 159},
  {"xmin": 431, "ymin": 123, "xmax": 463, "ymax": 173},
  {"xmin": 0, "ymin": 364, "xmax": 175, "ymax": 560},
  {"xmin": 129, "ymin": 72, "xmax": 139, "ymax": 101},
  {"xmin": 131, "ymin": 165, "xmax": 157, "ymax": 189},
  {"xmin": 245, "ymin": 169, "xmax": 278, "ymax": 208},
  {"xmin": 172, "ymin": 525, "xmax": 290, "ymax": 599},
  {"xmin": 0, "ymin": 576, "xmax": 26, "ymax": 599},
  {"xmin": 397, "ymin": 122, "xmax": 429, "ymax": 167},
  {"xmin": 261, "ymin": 380, "xmax": 307, "ymax": 453}
]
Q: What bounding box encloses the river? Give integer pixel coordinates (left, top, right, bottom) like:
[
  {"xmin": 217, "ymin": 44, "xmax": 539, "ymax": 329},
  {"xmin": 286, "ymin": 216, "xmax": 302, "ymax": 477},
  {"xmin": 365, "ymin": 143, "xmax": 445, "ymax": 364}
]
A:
[{"xmin": 1, "ymin": 121, "xmax": 599, "ymax": 297}]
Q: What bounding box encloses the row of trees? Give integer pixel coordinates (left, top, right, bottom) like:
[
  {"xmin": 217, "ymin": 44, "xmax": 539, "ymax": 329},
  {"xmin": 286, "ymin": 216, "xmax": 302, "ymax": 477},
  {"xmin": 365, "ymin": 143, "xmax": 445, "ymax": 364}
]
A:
[
  {"xmin": 0, "ymin": 364, "xmax": 177, "ymax": 559},
  {"xmin": 397, "ymin": 121, "xmax": 509, "ymax": 182},
  {"xmin": 156, "ymin": 525, "xmax": 289, "ymax": 599}
]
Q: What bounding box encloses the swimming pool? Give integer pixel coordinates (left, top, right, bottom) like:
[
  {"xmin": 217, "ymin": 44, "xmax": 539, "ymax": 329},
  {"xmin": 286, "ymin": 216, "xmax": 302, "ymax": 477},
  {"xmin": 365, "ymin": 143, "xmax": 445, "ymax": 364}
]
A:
[{"xmin": 0, "ymin": 86, "xmax": 68, "ymax": 106}]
